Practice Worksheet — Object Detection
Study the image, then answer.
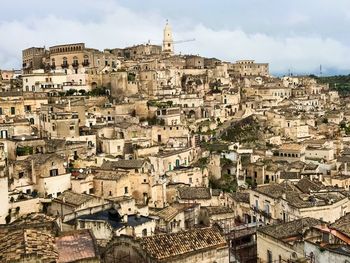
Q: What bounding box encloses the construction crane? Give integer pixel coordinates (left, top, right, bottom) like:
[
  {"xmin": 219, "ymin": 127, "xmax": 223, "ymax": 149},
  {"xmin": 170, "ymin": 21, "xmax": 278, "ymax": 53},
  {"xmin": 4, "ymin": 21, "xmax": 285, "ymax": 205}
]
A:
[
  {"xmin": 173, "ymin": 38, "xmax": 196, "ymax": 44},
  {"xmin": 143, "ymin": 38, "xmax": 195, "ymax": 45}
]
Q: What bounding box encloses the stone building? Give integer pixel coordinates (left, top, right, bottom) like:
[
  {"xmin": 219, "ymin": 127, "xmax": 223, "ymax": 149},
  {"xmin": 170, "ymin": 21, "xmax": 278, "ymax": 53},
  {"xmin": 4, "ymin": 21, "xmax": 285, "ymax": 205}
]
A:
[
  {"xmin": 257, "ymin": 217, "xmax": 321, "ymax": 263},
  {"xmin": 102, "ymin": 226, "xmax": 229, "ymax": 263},
  {"xmin": 22, "ymin": 47, "xmax": 46, "ymax": 74},
  {"xmin": 49, "ymin": 190, "xmax": 109, "ymax": 218},
  {"xmin": 152, "ymin": 203, "xmax": 200, "ymax": 233},
  {"xmin": 249, "ymin": 182, "xmax": 350, "ymax": 224},
  {"xmin": 92, "ymin": 169, "xmax": 131, "ymax": 198},
  {"xmin": 40, "ymin": 103, "xmax": 80, "ymax": 138},
  {"xmin": 76, "ymin": 209, "xmax": 155, "ymax": 241},
  {"xmin": 162, "ymin": 21, "xmax": 174, "ymax": 56},
  {"xmin": 230, "ymin": 60, "xmax": 269, "ymax": 77}
]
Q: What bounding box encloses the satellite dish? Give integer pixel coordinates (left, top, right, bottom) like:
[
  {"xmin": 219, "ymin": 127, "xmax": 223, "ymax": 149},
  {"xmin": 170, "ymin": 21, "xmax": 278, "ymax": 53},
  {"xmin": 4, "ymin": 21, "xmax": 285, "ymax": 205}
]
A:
[
  {"xmin": 21, "ymin": 137, "xmax": 25, "ymax": 141},
  {"xmin": 79, "ymin": 169, "xmax": 84, "ymax": 173}
]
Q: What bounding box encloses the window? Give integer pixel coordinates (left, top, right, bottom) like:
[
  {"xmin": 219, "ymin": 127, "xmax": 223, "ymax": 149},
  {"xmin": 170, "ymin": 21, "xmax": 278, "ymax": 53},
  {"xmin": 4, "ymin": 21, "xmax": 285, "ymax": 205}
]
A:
[
  {"xmin": 142, "ymin": 228, "xmax": 147, "ymax": 237},
  {"xmin": 25, "ymin": 105, "xmax": 31, "ymax": 112},
  {"xmin": 124, "ymin": 187, "xmax": 128, "ymax": 194},
  {"xmin": 11, "ymin": 107, "xmax": 15, "ymax": 115},
  {"xmin": 0, "ymin": 108, "xmax": 2, "ymax": 115},
  {"xmin": 70, "ymin": 125, "xmax": 75, "ymax": 130},
  {"xmin": 73, "ymin": 56, "xmax": 79, "ymax": 66},
  {"xmin": 267, "ymin": 250, "xmax": 272, "ymax": 263},
  {"xmin": 62, "ymin": 57, "xmax": 68, "ymax": 66},
  {"xmin": 18, "ymin": 172, "xmax": 24, "ymax": 178},
  {"xmin": 49, "ymin": 169, "xmax": 58, "ymax": 177}
]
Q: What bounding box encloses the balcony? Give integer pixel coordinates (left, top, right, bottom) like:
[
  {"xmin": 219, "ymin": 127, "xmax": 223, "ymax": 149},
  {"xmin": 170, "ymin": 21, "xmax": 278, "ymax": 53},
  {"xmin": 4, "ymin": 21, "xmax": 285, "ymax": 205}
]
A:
[
  {"xmin": 82, "ymin": 61, "xmax": 90, "ymax": 67},
  {"xmin": 61, "ymin": 63, "xmax": 69, "ymax": 69},
  {"xmin": 50, "ymin": 64, "xmax": 56, "ymax": 70},
  {"xmin": 72, "ymin": 62, "xmax": 79, "ymax": 68},
  {"xmin": 251, "ymin": 205, "xmax": 272, "ymax": 219}
]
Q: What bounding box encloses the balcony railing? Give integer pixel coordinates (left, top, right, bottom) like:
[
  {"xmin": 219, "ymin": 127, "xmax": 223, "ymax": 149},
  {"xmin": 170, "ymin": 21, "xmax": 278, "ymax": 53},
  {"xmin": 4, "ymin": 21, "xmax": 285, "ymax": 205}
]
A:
[
  {"xmin": 82, "ymin": 61, "xmax": 90, "ymax": 67},
  {"xmin": 72, "ymin": 62, "xmax": 79, "ymax": 68},
  {"xmin": 61, "ymin": 63, "xmax": 69, "ymax": 69},
  {"xmin": 251, "ymin": 205, "xmax": 272, "ymax": 219}
]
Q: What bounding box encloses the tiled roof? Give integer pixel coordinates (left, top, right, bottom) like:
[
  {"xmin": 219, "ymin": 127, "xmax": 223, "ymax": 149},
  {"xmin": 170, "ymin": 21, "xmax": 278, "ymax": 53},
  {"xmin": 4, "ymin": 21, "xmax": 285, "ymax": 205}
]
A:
[
  {"xmin": 0, "ymin": 229, "xmax": 58, "ymax": 262},
  {"xmin": 230, "ymin": 192, "xmax": 250, "ymax": 203},
  {"xmin": 254, "ymin": 183, "xmax": 289, "ymax": 199},
  {"xmin": 331, "ymin": 213, "xmax": 350, "ymax": 238},
  {"xmin": 155, "ymin": 206, "xmax": 180, "ymax": 222},
  {"xmin": 155, "ymin": 203, "xmax": 197, "ymax": 222},
  {"xmin": 11, "ymin": 213, "xmax": 57, "ymax": 226},
  {"xmin": 93, "ymin": 170, "xmax": 128, "ymax": 180},
  {"xmin": 139, "ymin": 227, "xmax": 227, "ymax": 260},
  {"xmin": 211, "ymin": 189, "xmax": 222, "ymax": 196},
  {"xmin": 178, "ymin": 187, "xmax": 211, "ymax": 200},
  {"xmin": 55, "ymin": 190, "xmax": 96, "ymax": 207},
  {"xmin": 280, "ymin": 171, "xmax": 300, "ymax": 180},
  {"xmin": 56, "ymin": 230, "xmax": 99, "ymax": 263},
  {"xmin": 25, "ymin": 152, "xmax": 65, "ymax": 165},
  {"xmin": 101, "ymin": 159, "xmax": 145, "ymax": 169},
  {"xmin": 296, "ymin": 178, "xmax": 324, "ymax": 193},
  {"xmin": 286, "ymin": 191, "xmax": 345, "ymax": 208},
  {"xmin": 203, "ymin": 206, "xmax": 234, "ymax": 216},
  {"xmin": 258, "ymin": 217, "xmax": 321, "ymax": 240},
  {"xmin": 304, "ymin": 163, "xmax": 319, "ymax": 171}
]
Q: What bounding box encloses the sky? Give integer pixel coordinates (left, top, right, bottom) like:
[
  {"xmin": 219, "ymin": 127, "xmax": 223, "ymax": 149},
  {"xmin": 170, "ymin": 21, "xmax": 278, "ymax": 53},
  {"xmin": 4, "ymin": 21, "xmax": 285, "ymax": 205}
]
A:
[{"xmin": 1, "ymin": 0, "xmax": 350, "ymax": 75}]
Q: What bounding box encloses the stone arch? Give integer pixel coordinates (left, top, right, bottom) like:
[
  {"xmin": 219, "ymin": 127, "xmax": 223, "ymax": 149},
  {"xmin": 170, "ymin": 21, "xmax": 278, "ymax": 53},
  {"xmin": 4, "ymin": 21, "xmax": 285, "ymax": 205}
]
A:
[{"xmin": 102, "ymin": 237, "xmax": 148, "ymax": 263}]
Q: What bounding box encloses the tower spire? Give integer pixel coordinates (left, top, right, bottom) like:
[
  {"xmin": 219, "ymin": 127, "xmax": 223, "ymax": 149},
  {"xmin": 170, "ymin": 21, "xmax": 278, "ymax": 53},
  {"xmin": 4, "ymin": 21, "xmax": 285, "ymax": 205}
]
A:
[{"xmin": 162, "ymin": 20, "xmax": 174, "ymax": 56}]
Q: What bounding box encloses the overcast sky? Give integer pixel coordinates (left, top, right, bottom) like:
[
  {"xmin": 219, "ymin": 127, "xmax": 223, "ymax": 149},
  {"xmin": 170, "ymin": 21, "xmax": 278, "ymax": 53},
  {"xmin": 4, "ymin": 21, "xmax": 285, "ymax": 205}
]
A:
[{"xmin": 1, "ymin": 0, "xmax": 350, "ymax": 75}]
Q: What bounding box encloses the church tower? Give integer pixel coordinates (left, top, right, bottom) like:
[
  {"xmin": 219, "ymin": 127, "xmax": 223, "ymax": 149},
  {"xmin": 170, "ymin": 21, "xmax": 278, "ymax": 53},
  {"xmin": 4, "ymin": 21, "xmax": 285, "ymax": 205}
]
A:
[{"xmin": 162, "ymin": 20, "xmax": 174, "ymax": 55}]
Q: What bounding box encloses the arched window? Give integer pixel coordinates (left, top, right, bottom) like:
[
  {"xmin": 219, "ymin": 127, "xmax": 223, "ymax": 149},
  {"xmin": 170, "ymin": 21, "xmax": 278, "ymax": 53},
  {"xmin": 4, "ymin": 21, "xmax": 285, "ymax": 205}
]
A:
[
  {"xmin": 73, "ymin": 56, "xmax": 79, "ymax": 67},
  {"xmin": 62, "ymin": 57, "xmax": 68, "ymax": 68},
  {"xmin": 83, "ymin": 55, "xmax": 89, "ymax": 66}
]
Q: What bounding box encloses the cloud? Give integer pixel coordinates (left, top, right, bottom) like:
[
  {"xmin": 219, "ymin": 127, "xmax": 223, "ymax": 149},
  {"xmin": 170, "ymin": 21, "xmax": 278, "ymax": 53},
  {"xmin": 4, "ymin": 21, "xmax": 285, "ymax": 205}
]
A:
[
  {"xmin": 177, "ymin": 25, "xmax": 350, "ymax": 74},
  {"xmin": 0, "ymin": 0, "xmax": 349, "ymax": 75}
]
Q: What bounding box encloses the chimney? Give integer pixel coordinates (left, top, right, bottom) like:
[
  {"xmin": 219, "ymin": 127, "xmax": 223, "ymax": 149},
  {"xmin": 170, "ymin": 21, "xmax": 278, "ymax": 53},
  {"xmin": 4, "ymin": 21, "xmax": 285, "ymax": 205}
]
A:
[
  {"xmin": 123, "ymin": 214, "xmax": 128, "ymax": 223},
  {"xmin": 136, "ymin": 211, "xmax": 141, "ymax": 219}
]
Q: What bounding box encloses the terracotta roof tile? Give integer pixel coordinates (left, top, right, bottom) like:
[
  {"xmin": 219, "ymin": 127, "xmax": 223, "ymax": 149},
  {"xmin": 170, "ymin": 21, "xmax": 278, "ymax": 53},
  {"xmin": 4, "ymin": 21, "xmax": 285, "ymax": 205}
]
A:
[
  {"xmin": 139, "ymin": 227, "xmax": 227, "ymax": 260},
  {"xmin": 0, "ymin": 229, "xmax": 58, "ymax": 262},
  {"xmin": 178, "ymin": 187, "xmax": 211, "ymax": 200},
  {"xmin": 56, "ymin": 230, "xmax": 99, "ymax": 263}
]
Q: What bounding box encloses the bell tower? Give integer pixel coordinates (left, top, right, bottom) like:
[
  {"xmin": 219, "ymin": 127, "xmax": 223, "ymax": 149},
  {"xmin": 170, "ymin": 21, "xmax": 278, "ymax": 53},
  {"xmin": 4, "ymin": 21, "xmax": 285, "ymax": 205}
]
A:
[{"xmin": 162, "ymin": 20, "xmax": 174, "ymax": 55}]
